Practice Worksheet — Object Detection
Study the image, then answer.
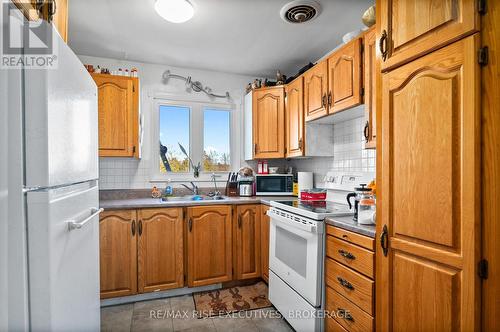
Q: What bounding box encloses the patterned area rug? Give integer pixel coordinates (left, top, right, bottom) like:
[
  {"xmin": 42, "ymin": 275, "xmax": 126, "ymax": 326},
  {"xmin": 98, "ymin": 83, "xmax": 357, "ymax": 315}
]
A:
[{"xmin": 193, "ymin": 281, "xmax": 272, "ymax": 318}]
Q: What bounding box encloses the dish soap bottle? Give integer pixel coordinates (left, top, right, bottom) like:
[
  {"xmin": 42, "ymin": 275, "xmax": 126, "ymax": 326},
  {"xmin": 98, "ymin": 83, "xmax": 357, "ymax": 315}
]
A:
[{"xmin": 164, "ymin": 179, "xmax": 173, "ymax": 196}]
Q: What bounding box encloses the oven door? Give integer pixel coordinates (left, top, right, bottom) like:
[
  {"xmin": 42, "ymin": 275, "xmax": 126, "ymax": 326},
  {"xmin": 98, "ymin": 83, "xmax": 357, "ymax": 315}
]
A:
[{"xmin": 268, "ymin": 210, "xmax": 324, "ymax": 307}]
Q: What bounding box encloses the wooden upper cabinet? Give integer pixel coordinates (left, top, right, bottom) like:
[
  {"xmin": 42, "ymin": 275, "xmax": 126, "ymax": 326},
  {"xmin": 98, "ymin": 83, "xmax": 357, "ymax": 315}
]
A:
[
  {"xmin": 380, "ymin": 0, "xmax": 479, "ymax": 71},
  {"xmin": 378, "ymin": 35, "xmax": 481, "ymax": 331},
  {"xmin": 252, "ymin": 86, "xmax": 285, "ymax": 159},
  {"xmin": 12, "ymin": 0, "xmax": 68, "ymax": 42},
  {"xmin": 52, "ymin": 0, "xmax": 68, "ymax": 42},
  {"xmin": 234, "ymin": 205, "xmax": 261, "ymax": 280},
  {"xmin": 99, "ymin": 210, "xmax": 137, "ymax": 299},
  {"xmin": 363, "ymin": 27, "xmax": 377, "ymax": 149},
  {"xmin": 303, "ymin": 60, "xmax": 328, "ymax": 121},
  {"xmin": 137, "ymin": 208, "xmax": 184, "ymax": 293},
  {"xmin": 186, "ymin": 205, "xmax": 232, "ymax": 287},
  {"xmin": 327, "ymin": 37, "xmax": 363, "ymax": 113},
  {"xmin": 92, "ymin": 74, "xmax": 139, "ymax": 158},
  {"xmin": 260, "ymin": 205, "xmax": 270, "ymax": 283},
  {"xmin": 285, "ymin": 76, "xmax": 305, "ymax": 158}
]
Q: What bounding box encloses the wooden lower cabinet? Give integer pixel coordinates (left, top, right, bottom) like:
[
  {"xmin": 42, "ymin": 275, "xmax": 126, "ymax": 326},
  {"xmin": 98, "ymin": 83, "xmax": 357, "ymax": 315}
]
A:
[
  {"xmin": 99, "ymin": 210, "xmax": 137, "ymax": 299},
  {"xmin": 186, "ymin": 205, "xmax": 233, "ymax": 287},
  {"xmin": 233, "ymin": 205, "xmax": 261, "ymax": 280},
  {"xmin": 137, "ymin": 208, "xmax": 184, "ymax": 293},
  {"xmin": 325, "ymin": 225, "xmax": 375, "ymax": 332},
  {"xmin": 260, "ymin": 205, "xmax": 270, "ymax": 282}
]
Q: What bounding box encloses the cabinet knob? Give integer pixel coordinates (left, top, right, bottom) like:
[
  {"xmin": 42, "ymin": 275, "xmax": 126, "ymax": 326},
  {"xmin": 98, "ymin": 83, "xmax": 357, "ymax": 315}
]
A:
[
  {"xmin": 328, "ymin": 91, "xmax": 332, "ymax": 107},
  {"xmin": 131, "ymin": 220, "xmax": 136, "ymax": 236},
  {"xmin": 364, "ymin": 121, "xmax": 370, "ymax": 143},
  {"xmin": 379, "ymin": 29, "xmax": 388, "ymax": 61},
  {"xmin": 322, "ymin": 93, "xmax": 327, "ymax": 109},
  {"xmin": 138, "ymin": 220, "xmax": 143, "ymax": 236},
  {"xmin": 298, "ymin": 138, "xmax": 303, "ymax": 150},
  {"xmin": 188, "ymin": 218, "xmax": 193, "ymax": 232}
]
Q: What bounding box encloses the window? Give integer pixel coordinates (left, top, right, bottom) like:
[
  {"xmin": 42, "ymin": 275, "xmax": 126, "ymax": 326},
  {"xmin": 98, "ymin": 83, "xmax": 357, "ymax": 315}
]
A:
[
  {"xmin": 154, "ymin": 100, "xmax": 236, "ymax": 179},
  {"xmin": 159, "ymin": 105, "xmax": 190, "ymax": 173},
  {"xmin": 203, "ymin": 109, "xmax": 230, "ymax": 172}
]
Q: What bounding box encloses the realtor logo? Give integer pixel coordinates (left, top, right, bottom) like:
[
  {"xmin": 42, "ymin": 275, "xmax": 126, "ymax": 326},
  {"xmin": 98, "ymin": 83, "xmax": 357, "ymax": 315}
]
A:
[{"xmin": 1, "ymin": 0, "xmax": 58, "ymax": 69}]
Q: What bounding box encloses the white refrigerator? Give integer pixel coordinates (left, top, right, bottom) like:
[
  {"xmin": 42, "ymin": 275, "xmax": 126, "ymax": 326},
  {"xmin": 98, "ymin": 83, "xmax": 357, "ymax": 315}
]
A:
[{"xmin": 4, "ymin": 19, "xmax": 101, "ymax": 331}]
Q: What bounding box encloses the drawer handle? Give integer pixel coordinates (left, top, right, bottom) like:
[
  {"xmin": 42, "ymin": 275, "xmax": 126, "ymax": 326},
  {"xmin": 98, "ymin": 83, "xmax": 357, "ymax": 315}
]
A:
[
  {"xmin": 337, "ymin": 308, "xmax": 355, "ymax": 322},
  {"xmin": 338, "ymin": 249, "xmax": 356, "ymax": 260},
  {"xmin": 337, "ymin": 276, "xmax": 355, "ymax": 291}
]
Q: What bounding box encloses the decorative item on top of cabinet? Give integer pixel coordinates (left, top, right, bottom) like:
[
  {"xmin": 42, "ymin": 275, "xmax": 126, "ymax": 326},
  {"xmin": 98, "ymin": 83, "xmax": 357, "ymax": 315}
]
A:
[
  {"xmin": 260, "ymin": 205, "xmax": 270, "ymax": 283},
  {"xmin": 252, "ymin": 86, "xmax": 285, "ymax": 159},
  {"xmin": 186, "ymin": 205, "xmax": 233, "ymax": 287},
  {"xmin": 285, "ymin": 76, "xmax": 305, "ymax": 158},
  {"xmin": 99, "ymin": 210, "xmax": 137, "ymax": 299},
  {"xmin": 377, "ymin": 35, "xmax": 481, "ymax": 331},
  {"xmin": 327, "ymin": 37, "xmax": 363, "ymax": 114},
  {"xmin": 137, "ymin": 208, "xmax": 184, "ymax": 293},
  {"xmin": 363, "ymin": 26, "xmax": 377, "ymax": 149},
  {"xmin": 379, "ymin": 0, "xmax": 479, "ymax": 71},
  {"xmin": 303, "ymin": 60, "xmax": 329, "ymax": 121},
  {"xmin": 91, "ymin": 73, "xmax": 140, "ymax": 158},
  {"xmin": 234, "ymin": 205, "xmax": 261, "ymax": 280}
]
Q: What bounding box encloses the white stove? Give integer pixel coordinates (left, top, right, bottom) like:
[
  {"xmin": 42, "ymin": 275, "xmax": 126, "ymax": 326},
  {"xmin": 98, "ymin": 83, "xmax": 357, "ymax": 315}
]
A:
[
  {"xmin": 267, "ymin": 172, "xmax": 375, "ymax": 332},
  {"xmin": 270, "ymin": 199, "xmax": 352, "ymax": 220}
]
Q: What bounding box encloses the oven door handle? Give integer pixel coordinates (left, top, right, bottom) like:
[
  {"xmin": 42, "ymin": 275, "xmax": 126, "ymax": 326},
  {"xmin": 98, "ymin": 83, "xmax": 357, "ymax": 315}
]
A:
[{"xmin": 267, "ymin": 210, "xmax": 319, "ymax": 234}]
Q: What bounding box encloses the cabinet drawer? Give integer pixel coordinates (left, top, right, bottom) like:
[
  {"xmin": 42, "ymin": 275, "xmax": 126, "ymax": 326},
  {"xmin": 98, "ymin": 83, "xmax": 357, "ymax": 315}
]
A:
[
  {"xmin": 325, "ymin": 258, "xmax": 374, "ymax": 315},
  {"xmin": 326, "ymin": 286, "xmax": 373, "ymax": 332},
  {"xmin": 326, "ymin": 236, "xmax": 374, "ymax": 278},
  {"xmin": 326, "ymin": 225, "xmax": 374, "ymax": 251},
  {"xmin": 326, "ymin": 315, "xmax": 348, "ymax": 332}
]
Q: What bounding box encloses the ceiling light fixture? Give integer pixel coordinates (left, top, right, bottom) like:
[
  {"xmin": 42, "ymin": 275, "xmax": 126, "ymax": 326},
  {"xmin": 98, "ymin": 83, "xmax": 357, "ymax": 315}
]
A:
[{"xmin": 155, "ymin": 0, "xmax": 194, "ymax": 23}]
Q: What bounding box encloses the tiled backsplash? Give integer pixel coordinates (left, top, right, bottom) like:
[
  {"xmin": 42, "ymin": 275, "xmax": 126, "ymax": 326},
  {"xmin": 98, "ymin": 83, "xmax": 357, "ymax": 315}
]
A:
[
  {"xmin": 99, "ymin": 158, "xmax": 150, "ymax": 189},
  {"xmin": 289, "ymin": 116, "xmax": 376, "ymax": 186},
  {"xmin": 99, "ymin": 116, "xmax": 375, "ymax": 189}
]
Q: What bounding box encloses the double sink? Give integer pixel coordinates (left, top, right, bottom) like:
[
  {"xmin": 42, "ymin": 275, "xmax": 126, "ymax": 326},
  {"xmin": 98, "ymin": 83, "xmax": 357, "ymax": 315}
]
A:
[{"xmin": 161, "ymin": 195, "xmax": 226, "ymax": 202}]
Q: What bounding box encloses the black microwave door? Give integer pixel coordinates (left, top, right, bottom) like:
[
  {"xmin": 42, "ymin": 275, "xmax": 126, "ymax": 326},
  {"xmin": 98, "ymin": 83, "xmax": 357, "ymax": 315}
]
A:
[{"xmin": 257, "ymin": 177, "xmax": 286, "ymax": 193}]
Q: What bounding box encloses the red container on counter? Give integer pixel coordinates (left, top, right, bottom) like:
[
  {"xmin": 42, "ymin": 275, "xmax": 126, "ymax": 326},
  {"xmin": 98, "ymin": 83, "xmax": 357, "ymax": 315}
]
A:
[{"xmin": 300, "ymin": 189, "xmax": 327, "ymax": 201}]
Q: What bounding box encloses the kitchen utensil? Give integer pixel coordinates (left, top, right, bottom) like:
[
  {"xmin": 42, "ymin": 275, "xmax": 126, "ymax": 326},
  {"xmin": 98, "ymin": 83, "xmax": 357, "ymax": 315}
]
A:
[
  {"xmin": 268, "ymin": 167, "xmax": 279, "ymax": 174},
  {"xmin": 347, "ymin": 184, "xmax": 373, "ymax": 222}
]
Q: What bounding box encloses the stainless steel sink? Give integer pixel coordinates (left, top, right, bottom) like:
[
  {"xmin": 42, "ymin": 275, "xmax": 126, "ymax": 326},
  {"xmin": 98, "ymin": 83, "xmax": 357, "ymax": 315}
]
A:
[{"xmin": 161, "ymin": 195, "xmax": 226, "ymax": 202}]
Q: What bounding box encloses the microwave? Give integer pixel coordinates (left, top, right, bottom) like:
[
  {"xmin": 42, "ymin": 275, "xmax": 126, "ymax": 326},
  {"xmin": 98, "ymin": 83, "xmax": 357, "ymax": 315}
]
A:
[{"xmin": 255, "ymin": 174, "xmax": 293, "ymax": 196}]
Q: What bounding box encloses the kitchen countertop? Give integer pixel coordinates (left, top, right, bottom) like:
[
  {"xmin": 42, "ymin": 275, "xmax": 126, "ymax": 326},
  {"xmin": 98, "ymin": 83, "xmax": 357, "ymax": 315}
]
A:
[
  {"xmin": 325, "ymin": 216, "xmax": 376, "ymax": 238},
  {"xmin": 99, "ymin": 196, "xmax": 296, "ymax": 210}
]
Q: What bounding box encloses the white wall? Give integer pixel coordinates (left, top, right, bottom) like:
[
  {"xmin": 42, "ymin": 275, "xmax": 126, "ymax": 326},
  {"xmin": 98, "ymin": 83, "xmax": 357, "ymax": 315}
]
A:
[
  {"xmin": 289, "ymin": 116, "xmax": 376, "ymax": 186},
  {"xmin": 78, "ymin": 55, "xmax": 253, "ymax": 189}
]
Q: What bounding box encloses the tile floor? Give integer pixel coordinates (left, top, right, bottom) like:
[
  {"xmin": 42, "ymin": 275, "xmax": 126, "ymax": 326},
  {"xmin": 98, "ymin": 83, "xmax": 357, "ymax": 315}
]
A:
[{"xmin": 101, "ymin": 294, "xmax": 294, "ymax": 332}]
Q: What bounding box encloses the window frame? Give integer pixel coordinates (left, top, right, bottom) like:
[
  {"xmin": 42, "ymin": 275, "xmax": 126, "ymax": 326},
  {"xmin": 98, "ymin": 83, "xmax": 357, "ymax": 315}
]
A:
[{"xmin": 151, "ymin": 97, "xmax": 239, "ymax": 183}]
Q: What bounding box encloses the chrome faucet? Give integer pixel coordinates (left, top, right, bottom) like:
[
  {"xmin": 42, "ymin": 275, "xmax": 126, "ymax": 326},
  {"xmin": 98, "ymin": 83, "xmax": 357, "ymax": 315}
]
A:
[
  {"xmin": 181, "ymin": 182, "xmax": 199, "ymax": 195},
  {"xmin": 210, "ymin": 173, "xmax": 222, "ymax": 198}
]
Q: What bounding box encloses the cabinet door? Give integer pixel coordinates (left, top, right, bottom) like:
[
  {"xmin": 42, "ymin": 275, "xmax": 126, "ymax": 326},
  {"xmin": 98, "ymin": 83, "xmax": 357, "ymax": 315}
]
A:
[
  {"xmin": 285, "ymin": 76, "xmax": 305, "ymax": 158},
  {"xmin": 327, "ymin": 38, "xmax": 363, "ymax": 113},
  {"xmin": 380, "ymin": 0, "xmax": 479, "ymax": 71},
  {"xmin": 234, "ymin": 205, "xmax": 261, "ymax": 280},
  {"xmin": 52, "ymin": 0, "xmax": 68, "ymax": 42},
  {"xmin": 377, "ymin": 35, "xmax": 481, "ymax": 331},
  {"xmin": 92, "ymin": 74, "xmax": 138, "ymax": 158},
  {"xmin": 363, "ymin": 27, "xmax": 377, "ymax": 149},
  {"xmin": 260, "ymin": 205, "xmax": 270, "ymax": 283},
  {"xmin": 303, "ymin": 60, "xmax": 328, "ymax": 121},
  {"xmin": 186, "ymin": 205, "xmax": 232, "ymax": 287},
  {"xmin": 99, "ymin": 210, "xmax": 137, "ymax": 299},
  {"xmin": 252, "ymin": 87, "xmax": 285, "ymax": 159},
  {"xmin": 137, "ymin": 208, "xmax": 184, "ymax": 293}
]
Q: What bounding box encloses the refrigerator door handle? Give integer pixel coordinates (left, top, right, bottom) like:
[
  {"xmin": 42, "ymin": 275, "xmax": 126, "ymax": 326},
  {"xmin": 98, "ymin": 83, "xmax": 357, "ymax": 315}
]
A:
[{"xmin": 67, "ymin": 208, "xmax": 103, "ymax": 231}]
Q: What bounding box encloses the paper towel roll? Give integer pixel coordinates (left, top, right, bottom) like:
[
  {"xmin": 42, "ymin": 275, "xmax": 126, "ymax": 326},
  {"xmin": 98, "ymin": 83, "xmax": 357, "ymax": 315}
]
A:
[{"xmin": 297, "ymin": 172, "xmax": 313, "ymax": 194}]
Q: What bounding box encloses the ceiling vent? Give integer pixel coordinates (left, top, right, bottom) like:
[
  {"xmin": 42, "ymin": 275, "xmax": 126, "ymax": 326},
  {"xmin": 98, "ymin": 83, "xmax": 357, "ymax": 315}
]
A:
[{"xmin": 280, "ymin": 0, "xmax": 321, "ymax": 24}]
